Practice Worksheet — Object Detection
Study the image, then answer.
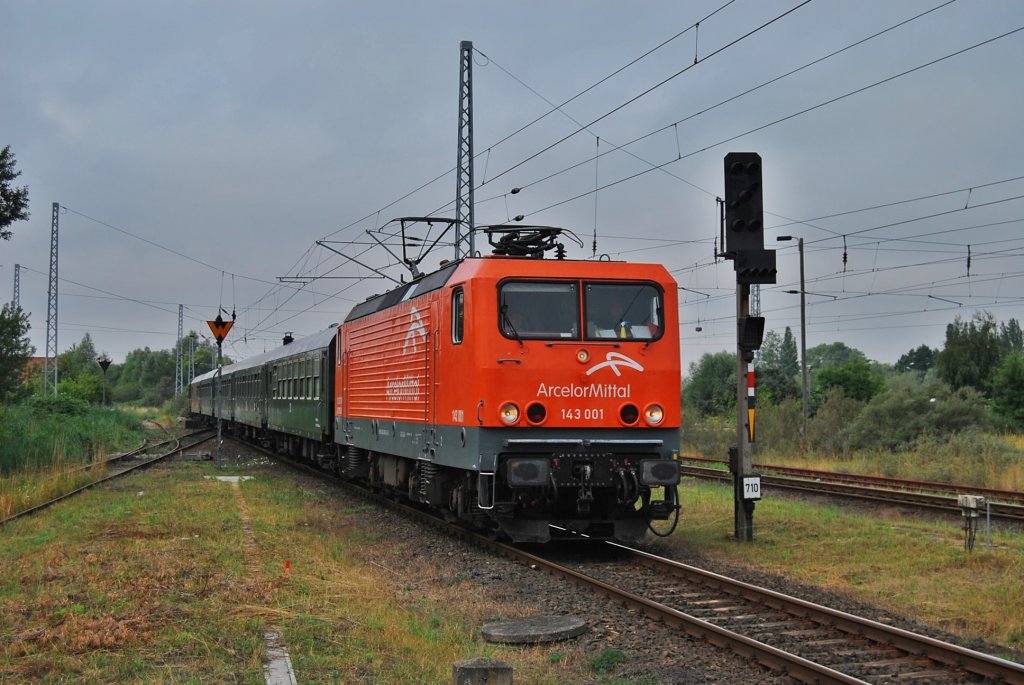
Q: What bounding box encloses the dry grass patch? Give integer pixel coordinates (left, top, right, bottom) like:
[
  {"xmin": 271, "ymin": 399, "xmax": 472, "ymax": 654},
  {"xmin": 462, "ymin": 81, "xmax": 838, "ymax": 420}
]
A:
[
  {"xmin": 0, "ymin": 459, "xmax": 109, "ymax": 520},
  {"xmin": 241, "ymin": 474, "xmax": 595, "ymax": 683},
  {"xmin": 756, "ymin": 433, "xmax": 1024, "ymax": 492},
  {"xmin": 1, "ymin": 461, "xmax": 608, "ymax": 683}
]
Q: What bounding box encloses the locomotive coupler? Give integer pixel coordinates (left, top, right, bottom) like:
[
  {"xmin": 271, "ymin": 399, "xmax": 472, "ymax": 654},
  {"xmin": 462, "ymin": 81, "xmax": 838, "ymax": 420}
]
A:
[
  {"xmin": 576, "ymin": 464, "xmax": 594, "ymax": 514},
  {"xmin": 647, "ymin": 487, "xmax": 679, "ymax": 519}
]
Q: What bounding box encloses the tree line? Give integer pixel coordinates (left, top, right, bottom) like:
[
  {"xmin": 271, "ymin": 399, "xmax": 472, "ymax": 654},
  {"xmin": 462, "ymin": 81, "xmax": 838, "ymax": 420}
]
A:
[
  {"xmin": 0, "ymin": 304, "xmax": 221, "ymax": 407},
  {"xmin": 3, "ymin": 301, "xmax": 1023, "ymax": 440},
  {"xmin": 683, "ymin": 311, "xmax": 1024, "ymax": 454}
]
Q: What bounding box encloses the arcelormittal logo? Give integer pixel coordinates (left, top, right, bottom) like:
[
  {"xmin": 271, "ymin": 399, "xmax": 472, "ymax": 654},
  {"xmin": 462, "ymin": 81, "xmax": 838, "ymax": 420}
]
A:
[{"xmin": 585, "ymin": 352, "xmax": 645, "ymax": 377}]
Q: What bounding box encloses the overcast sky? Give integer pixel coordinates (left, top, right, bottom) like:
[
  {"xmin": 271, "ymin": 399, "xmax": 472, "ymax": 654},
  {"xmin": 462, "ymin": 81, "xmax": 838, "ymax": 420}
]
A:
[{"xmin": 3, "ymin": 0, "xmax": 1022, "ymax": 371}]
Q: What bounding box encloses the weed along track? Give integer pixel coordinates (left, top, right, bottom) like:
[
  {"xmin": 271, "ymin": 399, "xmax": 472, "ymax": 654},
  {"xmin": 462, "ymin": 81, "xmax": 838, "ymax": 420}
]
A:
[
  {"xmin": 0, "ymin": 429, "xmax": 215, "ymax": 527},
  {"xmin": 681, "ymin": 457, "xmax": 1024, "ymax": 506},
  {"xmin": 679, "ymin": 464, "xmax": 1024, "ymax": 524}
]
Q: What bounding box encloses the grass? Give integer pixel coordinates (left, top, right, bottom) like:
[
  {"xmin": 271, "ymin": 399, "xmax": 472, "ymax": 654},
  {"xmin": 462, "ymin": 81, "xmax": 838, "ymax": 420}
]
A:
[
  {"xmin": 753, "ymin": 432, "xmax": 1024, "ymax": 492},
  {"xmin": 0, "ymin": 402, "xmax": 149, "ymax": 520},
  {"xmin": 683, "ymin": 410, "xmax": 1024, "ymax": 492},
  {"xmin": 0, "ymin": 460, "xmax": 614, "ymax": 684},
  {"xmin": 0, "ymin": 401, "xmax": 151, "ymax": 518},
  {"xmin": 757, "ymin": 438, "xmax": 1024, "ymax": 491},
  {"xmin": 0, "ymin": 402, "xmax": 147, "ymax": 475},
  {"xmin": 0, "ymin": 461, "xmax": 110, "ymax": 521},
  {"xmin": 669, "ymin": 478, "xmax": 1024, "ymax": 655},
  {"xmin": 7, "ymin": 444, "xmax": 1020, "ymax": 680}
]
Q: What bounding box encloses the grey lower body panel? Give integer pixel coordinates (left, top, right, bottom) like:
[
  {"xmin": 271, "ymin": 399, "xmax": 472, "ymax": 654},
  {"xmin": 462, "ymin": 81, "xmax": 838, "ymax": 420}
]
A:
[{"xmin": 337, "ymin": 417, "xmax": 679, "ymax": 468}]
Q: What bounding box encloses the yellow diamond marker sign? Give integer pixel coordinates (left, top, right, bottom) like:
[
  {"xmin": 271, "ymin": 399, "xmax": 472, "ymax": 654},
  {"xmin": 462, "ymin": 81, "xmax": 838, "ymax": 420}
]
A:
[{"xmin": 207, "ymin": 317, "xmax": 234, "ymax": 343}]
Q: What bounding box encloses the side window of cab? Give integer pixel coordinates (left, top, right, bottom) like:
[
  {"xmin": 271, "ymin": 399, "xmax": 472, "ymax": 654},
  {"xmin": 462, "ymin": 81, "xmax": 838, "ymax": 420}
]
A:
[{"xmin": 452, "ymin": 287, "xmax": 464, "ymax": 344}]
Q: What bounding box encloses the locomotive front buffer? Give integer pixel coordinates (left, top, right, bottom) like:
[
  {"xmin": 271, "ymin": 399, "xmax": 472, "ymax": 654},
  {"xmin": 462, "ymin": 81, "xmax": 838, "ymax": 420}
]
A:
[{"xmin": 491, "ymin": 437, "xmax": 680, "ymax": 542}]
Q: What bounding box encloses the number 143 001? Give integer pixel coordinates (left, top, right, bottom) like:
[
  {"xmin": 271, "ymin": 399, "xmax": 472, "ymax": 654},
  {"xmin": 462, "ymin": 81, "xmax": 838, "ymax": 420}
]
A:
[{"xmin": 561, "ymin": 407, "xmax": 605, "ymax": 420}]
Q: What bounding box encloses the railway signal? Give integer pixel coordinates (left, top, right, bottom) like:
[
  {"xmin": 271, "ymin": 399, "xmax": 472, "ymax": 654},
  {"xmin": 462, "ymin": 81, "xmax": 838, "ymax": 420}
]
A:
[
  {"xmin": 97, "ymin": 356, "xmax": 112, "ymax": 405},
  {"xmin": 723, "ymin": 152, "xmax": 764, "ymax": 253},
  {"xmin": 721, "ymin": 152, "xmax": 775, "ymax": 542},
  {"xmin": 207, "ymin": 314, "xmax": 233, "ymax": 343},
  {"xmin": 207, "ymin": 312, "xmax": 235, "ymax": 466},
  {"xmin": 724, "ymin": 152, "xmax": 776, "ymax": 285}
]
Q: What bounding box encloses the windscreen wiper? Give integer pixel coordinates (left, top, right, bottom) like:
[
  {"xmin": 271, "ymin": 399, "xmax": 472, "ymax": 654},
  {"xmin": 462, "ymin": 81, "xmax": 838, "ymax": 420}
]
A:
[{"xmin": 500, "ymin": 303, "xmax": 523, "ymax": 347}]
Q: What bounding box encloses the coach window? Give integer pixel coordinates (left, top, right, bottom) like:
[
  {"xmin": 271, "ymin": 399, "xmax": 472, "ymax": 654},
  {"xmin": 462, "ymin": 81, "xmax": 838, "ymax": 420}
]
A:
[
  {"xmin": 584, "ymin": 282, "xmax": 662, "ymax": 341},
  {"xmin": 452, "ymin": 288, "xmax": 464, "ymax": 344},
  {"xmin": 499, "ymin": 281, "xmax": 578, "ymax": 340}
]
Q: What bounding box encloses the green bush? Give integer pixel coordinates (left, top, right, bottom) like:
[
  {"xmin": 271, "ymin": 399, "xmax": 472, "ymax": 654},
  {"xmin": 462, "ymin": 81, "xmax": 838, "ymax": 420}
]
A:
[
  {"xmin": 845, "ymin": 380, "xmax": 988, "ymax": 451},
  {"xmin": 681, "ymin": 413, "xmax": 733, "ymax": 458},
  {"xmin": 163, "ymin": 393, "xmax": 189, "ymax": 417},
  {"xmin": 57, "ymin": 374, "xmax": 103, "ymax": 404},
  {"xmin": 112, "ymin": 381, "xmax": 141, "ymax": 403},
  {"xmin": 753, "ymin": 399, "xmax": 803, "ymax": 457},
  {"xmin": 590, "ymin": 649, "xmax": 628, "ymax": 674},
  {"xmin": 851, "ymin": 430, "xmax": 1022, "ymax": 486},
  {"xmin": 682, "ymin": 351, "xmax": 737, "ymax": 417},
  {"xmin": 0, "ymin": 400, "xmax": 147, "ymax": 474},
  {"xmin": 27, "ymin": 393, "xmax": 90, "ymax": 416},
  {"xmin": 990, "ymin": 352, "xmax": 1024, "ymax": 430},
  {"xmin": 808, "ymin": 389, "xmax": 864, "ymax": 457}
]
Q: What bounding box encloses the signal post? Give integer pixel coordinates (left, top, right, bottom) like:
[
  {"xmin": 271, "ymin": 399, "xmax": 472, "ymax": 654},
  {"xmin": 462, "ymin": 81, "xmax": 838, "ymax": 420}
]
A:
[
  {"xmin": 721, "ymin": 152, "xmax": 776, "ymax": 541},
  {"xmin": 207, "ymin": 313, "xmax": 234, "ymax": 466}
]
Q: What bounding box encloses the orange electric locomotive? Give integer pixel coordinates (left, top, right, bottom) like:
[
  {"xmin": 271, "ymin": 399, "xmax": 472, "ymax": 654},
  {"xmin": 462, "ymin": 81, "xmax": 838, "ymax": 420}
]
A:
[{"xmin": 335, "ymin": 226, "xmax": 681, "ymax": 542}]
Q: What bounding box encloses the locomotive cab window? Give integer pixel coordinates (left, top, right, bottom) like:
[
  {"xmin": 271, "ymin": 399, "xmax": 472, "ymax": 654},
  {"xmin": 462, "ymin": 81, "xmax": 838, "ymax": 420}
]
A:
[
  {"xmin": 499, "ymin": 281, "xmax": 578, "ymax": 340},
  {"xmin": 584, "ymin": 282, "xmax": 663, "ymax": 341},
  {"xmin": 452, "ymin": 287, "xmax": 464, "ymax": 344}
]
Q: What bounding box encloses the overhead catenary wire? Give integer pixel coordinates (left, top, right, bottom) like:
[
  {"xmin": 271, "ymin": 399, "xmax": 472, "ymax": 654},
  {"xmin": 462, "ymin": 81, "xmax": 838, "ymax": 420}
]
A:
[
  {"xmin": 477, "ymin": 1, "xmax": 815, "ymax": 191},
  {"xmin": 479, "ymin": 0, "xmax": 962, "ymax": 209},
  {"xmin": 469, "ymin": 0, "xmax": 740, "ymax": 167},
  {"xmin": 238, "ymin": 0, "xmax": 960, "ymax": 333},
  {"xmin": 514, "ymin": 25, "xmax": 1024, "ymax": 221}
]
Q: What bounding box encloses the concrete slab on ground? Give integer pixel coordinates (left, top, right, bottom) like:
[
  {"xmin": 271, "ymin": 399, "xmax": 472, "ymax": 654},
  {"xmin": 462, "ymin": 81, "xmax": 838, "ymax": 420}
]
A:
[{"xmin": 481, "ymin": 615, "xmax": 587, "ymax": 644}]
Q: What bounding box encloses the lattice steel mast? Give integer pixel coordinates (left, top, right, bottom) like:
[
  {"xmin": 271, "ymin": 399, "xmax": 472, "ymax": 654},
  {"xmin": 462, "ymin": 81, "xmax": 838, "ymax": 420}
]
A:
[
  {"xmin": 175, "ymin": 304, "xmax": 184, "ymax": 395},
  {"xmin": 11, "ymin": 264, "xmax": 19, "ymax": 308},
  {"xmin": 188, "ymin": 332, "xmax": 196, "ymax": 384},
  {"xmin": 454, "ymin": 40, "xmax": 475, "ymax": 260},
  {"xmin": 43, "ymin": 203, "xmax": 59, "ymax": 395}
]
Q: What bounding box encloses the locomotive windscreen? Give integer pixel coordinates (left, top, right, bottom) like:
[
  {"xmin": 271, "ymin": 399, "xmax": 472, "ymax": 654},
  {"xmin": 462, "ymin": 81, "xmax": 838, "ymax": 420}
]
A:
[
  {"xmin": 584, "ymin": 282, "xmax": 662, "ymax": 340},
  {"xmin": 499, "ymin": 281, "xmax": 579, "ymax": 339}
]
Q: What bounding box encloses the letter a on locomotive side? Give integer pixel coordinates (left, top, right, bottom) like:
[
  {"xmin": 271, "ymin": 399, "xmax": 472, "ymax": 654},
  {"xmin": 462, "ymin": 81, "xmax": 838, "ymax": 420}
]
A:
[{"xmin": 335, "ymin": 255, "xmax": 681, "ymax": 543}]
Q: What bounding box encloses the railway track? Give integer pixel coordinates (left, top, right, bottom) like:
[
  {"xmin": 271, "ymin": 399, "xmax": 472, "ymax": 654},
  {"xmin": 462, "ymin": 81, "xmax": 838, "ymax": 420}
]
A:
[
  {"xmin": 262, "ymin": 444, "xmax": 1024, "ymax": 684},
  {"xmin": 0, "ymin": 430, "xmax": 215, "ymax": 528},
  {"xmin": 682, "ymin": 456, "xmax": 1024, "ymax": 505},
  {"xmin": 525, "ymin": 539, "xmax": 1024, "ymax": 684},
  {"xmin": 680, "ymin": 464, "xmax": 1024, "ymax": 524}
]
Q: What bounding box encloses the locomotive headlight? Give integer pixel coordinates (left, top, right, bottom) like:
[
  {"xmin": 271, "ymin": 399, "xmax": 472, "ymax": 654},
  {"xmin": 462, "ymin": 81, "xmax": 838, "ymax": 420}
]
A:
[
  {"xmin": 499, "ymin": 402, "xmax": 521, "ymax": 425},
  {"xmin": 576, "ymin": 349, "xmax": 590, "ymax": 363},
  {"xmin": 644, "ymin": 404, "xmax": 665, "ymax": 426},
  {"xmin": 640, "ymin": 459, "xmax": 681, "ymax": 486}
]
